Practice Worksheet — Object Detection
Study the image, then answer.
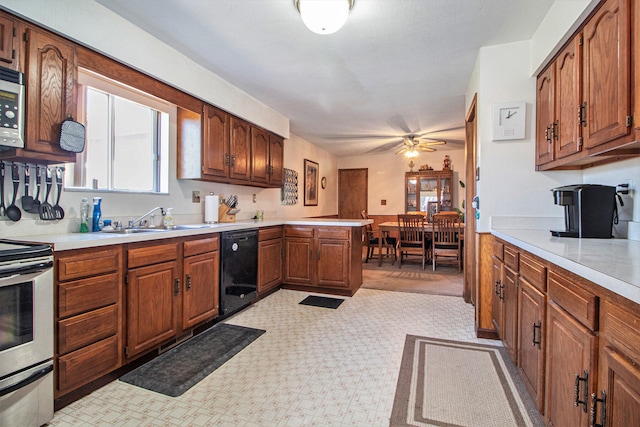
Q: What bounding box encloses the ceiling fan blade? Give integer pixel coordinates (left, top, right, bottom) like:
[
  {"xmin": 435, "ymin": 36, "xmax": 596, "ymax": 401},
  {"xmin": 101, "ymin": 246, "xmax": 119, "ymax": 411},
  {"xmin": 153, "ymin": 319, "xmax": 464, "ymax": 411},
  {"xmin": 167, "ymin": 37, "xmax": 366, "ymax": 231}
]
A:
[
  {"xmin": 418, "ymin": 140, "xmax": 447, "ymax": 146},
  {"xmin": 416, "ymin": 146, "xmax": 437, "ymax": 152}
]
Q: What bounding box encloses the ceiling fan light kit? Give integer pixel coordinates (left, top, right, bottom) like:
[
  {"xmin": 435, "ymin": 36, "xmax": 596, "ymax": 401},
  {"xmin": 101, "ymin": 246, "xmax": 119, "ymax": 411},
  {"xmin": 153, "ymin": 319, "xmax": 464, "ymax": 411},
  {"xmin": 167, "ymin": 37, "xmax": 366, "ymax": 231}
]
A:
[{"xmin": 295, "ymin": 0, "xmax": 354, "ymax": 35}]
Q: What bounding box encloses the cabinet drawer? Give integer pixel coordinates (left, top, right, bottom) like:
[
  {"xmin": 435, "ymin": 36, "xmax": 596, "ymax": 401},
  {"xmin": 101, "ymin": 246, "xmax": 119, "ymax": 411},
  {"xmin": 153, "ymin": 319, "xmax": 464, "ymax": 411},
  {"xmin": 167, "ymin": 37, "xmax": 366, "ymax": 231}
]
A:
[
  {"xmin": 259, "ymin": 226, "xmax": 283, "ymax": 241},
  {"xmin": 127, "ymin": 242, "xmax": 179, "ymax": 268},
  {"xmin": 57, "ymin": 335, "xmax": 119, "ymax": 396},
  {"xmin": 57, "ymin": 246, "xmax": 121, "ymax": 281},
  {"xmin": 184, "ymin": 235, "xmax": 219, "ymax": 257},
  {"xmin": 58, "ymin": 304, "xmax": 118, "ymax": 355},
  {"xmin": 519, "ymin": 253, "xmax": 547, "ymax": 292},
  {"xmin": 548, "ymin": 271, "xmax": 598, "ymax": 331},
  {"xmin": 601, "ymin": 301, "xmax": 640, "ymax": 365},
  {"xmin": 285, "ymin": 226, "xmax": 314, "ymax": 238},
  {"xmin": 317, "ymin": 227, "xmax": 350, "ymax": 240},
  {"xmin": 503, "ymin": 246, "xmax": 519, "ymax": 270},
  {"xmin": 58, "ymin": 272, "xmax": 119, "ymax": 318},
  {"xmin": 493, "ymin": 240, "xmax": 504, "ymax": 261}
]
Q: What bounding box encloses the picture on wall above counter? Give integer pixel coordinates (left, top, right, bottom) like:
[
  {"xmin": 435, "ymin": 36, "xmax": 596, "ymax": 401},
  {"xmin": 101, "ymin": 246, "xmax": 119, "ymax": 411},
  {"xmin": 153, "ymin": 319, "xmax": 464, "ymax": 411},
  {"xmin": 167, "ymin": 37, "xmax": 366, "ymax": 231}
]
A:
[
  {"xmin": 281, "ymin": 168, "xmax": 298, "ymax": 205},
  {"xmin": 304, "ymin": 159, "xmax": 319, "ymax": 206}
]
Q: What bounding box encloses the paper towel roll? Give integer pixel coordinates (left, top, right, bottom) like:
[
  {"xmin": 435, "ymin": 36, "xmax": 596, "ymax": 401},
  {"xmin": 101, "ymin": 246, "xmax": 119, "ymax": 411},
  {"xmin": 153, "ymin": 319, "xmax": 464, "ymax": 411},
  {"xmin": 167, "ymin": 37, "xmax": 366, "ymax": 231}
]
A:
[{"xmin": 204, "ymin": 195, "xmax": 219, "ymax": 223}]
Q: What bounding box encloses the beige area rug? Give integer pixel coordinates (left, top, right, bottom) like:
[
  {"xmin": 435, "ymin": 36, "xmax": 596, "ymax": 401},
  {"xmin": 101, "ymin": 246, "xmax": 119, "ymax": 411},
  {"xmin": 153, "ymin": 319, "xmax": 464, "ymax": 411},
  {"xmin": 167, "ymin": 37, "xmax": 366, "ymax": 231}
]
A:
[
  {"xmin": 390, "ymin": 336, "xmax": 545, "ymax": 427},
  {"xmin": 361, "ymin": 258, "xmax": 463, "ymax": 297}
]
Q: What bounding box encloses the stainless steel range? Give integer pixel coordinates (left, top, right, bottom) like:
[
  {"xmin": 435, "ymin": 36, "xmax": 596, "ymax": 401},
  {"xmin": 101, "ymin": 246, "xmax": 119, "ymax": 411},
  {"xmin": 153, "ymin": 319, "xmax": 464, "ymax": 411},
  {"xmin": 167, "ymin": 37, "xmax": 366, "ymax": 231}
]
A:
[{"xmin": 0, "ymin": 240, "xmax": 54, "ymax": 427}]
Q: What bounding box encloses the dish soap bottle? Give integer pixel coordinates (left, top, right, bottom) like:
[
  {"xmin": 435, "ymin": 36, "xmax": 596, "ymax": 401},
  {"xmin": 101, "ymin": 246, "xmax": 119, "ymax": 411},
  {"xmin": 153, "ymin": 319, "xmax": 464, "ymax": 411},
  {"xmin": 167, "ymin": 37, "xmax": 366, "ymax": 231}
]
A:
[
  {"xmin": 92, "ymin": 197, "xmax": 102, "ymax": 232},
  {"xmin": 80, "ymin": 197, "xmax": 90, "ymax": 233},
  {"xmin": 163, "ymin": 208, "xmax": 174, "ymax": 228}
]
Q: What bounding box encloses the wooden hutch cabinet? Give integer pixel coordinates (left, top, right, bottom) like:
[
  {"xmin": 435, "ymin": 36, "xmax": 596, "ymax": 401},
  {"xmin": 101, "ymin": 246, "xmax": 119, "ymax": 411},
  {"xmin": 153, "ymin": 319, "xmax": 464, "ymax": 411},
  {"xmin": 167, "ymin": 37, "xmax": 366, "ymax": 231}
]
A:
[{"xmin": 405, "ymin": 169, "xmax": 454, "ymax": 215}]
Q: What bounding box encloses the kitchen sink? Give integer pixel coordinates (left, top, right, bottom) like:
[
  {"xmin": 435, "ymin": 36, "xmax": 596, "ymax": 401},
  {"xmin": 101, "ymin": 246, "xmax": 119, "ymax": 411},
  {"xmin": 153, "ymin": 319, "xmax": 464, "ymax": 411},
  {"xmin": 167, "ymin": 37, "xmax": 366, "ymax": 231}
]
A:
[
  {"xmin": 102, "ymin": 228, "xmax": 168, "ymax": 234},
  {"xmin": 166, "ymin": 224, "xmax": 213, "ymax": 230}
]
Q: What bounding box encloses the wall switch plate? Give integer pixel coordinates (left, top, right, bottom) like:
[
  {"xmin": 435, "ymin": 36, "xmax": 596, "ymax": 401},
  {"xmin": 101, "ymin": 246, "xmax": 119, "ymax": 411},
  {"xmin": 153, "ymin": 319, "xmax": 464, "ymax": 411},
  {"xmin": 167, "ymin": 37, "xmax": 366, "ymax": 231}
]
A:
[
  {"xmin": 381, "ymin": 199, "xmax": 386, "ymax": 205},
  {"xmin": 192, "ymin": 191, "xmax": 201, "ymax": 203},
  {"xmin": 253, "ymin": 194, "xmax": 256, "ymax": 203}
]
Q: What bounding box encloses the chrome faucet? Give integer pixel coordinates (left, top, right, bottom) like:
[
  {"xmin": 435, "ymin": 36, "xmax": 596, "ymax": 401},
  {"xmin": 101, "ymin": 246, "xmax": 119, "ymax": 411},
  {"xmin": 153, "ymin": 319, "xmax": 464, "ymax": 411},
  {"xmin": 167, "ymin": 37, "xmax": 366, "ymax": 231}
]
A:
[{"xmin": 128, "ymin": 206, "xmax": 166, "ymax": 228}]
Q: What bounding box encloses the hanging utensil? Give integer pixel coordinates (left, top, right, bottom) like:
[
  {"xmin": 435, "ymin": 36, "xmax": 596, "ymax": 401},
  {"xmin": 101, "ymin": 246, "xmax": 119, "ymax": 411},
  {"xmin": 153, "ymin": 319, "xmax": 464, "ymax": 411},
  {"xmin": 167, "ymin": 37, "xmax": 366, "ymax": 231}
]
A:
[
  {"xmin": 21, "ymin": 164, "xmax": 34, "ymax": 212},
  {"xmin": 27, "ymin": 165, "xmax": 42, "ymax": 214},
  {"xmin": 38, "ymin": 167, "xmax": 55, "ymax": 220},
  {"xmin": 0, "ymin": 162, "xmax": 5, "ymax": 216},
  {"xmin": 53, "ymin": 167, "xmax": 65, "ymax": 219},
  {"xmin": 5, "ymin": 163, "xmax": 22, "ymax": 221}
]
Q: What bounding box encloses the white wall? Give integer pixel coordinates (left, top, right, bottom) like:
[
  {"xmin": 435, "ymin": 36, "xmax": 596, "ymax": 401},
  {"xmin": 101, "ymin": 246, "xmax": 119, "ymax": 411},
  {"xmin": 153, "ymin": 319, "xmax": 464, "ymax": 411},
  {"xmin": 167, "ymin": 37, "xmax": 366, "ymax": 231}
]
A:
[{"xmin": 337, "ymin": 150, "xmax": 466, "ymax": 215}]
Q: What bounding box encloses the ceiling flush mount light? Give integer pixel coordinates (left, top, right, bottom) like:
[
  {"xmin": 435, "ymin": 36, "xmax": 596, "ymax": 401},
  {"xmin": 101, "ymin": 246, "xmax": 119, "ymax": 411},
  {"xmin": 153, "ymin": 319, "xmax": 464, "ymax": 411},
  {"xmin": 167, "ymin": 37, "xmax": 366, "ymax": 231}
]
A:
[{"xmin": 295, "ymin": 0, "xmax": 355, "ymax": 35}]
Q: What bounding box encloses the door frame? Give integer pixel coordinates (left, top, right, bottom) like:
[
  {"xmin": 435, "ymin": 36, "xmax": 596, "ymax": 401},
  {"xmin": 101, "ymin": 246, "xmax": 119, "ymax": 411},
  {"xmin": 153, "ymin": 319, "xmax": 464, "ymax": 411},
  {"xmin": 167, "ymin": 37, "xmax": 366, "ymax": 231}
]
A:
[{"xmin": 464, "ymin": 94, "xmax": 478, "ymax": 304}]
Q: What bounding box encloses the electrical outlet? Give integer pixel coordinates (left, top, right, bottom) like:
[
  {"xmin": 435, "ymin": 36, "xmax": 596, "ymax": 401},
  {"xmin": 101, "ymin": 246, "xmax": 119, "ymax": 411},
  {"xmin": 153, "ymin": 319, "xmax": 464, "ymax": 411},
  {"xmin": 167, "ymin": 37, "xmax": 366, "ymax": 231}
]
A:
[{"xmin": 192, "ymin": 191, "xmax": 201, "ymax": 203}]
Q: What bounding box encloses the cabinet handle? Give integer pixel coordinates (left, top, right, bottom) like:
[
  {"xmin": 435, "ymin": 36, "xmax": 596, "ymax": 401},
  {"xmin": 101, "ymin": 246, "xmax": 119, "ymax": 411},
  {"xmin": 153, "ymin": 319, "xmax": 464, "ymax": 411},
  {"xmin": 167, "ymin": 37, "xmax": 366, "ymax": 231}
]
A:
[
  {"xmin": 231, "ymin": 155, "xmax": 236, "ymax": 167},
  {"xmin": 225, "ymin": 153, "xmax": 230, "ymax": 165},
  {"xmin": 545, "ymin": 125, "xmax": 551, "ymax": 143},
  {"xmin": 494, "ymin": 280, "xmax": 501, "ymax": 295},
  {"xmin": 590, "ymin": 391, "xmax": 606, "ymax": 427},
  {"xmin": 553, "ymin": 121, "xmax": 558, "ymax": 140},
  {"xmin": 174, "ymin": 278, "xmax": 180, "ymax": 295},
  {"xmin": 531, "ymin": 321, "xmax": 542, "ymax": 349},
  {"xmin": 574, "ymin": 370, "xmax": 589, "ymax": 412},
  {"xmin": 579, "ymin": 102, "xmax": 587, "ymax": 127},
  {"xmin": 186, "ymin": 274, "xmax": 192, "ymax": 291},
  {"xmin": 499, "ymin": 283, "xmax": 505, "ymax": 301}
]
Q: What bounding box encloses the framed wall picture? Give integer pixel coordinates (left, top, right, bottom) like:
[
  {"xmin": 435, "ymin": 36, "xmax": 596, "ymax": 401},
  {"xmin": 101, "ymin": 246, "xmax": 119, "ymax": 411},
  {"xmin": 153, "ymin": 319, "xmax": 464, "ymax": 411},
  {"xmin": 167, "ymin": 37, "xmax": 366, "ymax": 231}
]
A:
[{"xmin": 304, "ymin": 159, "xmax": 319, "ymax": 206}]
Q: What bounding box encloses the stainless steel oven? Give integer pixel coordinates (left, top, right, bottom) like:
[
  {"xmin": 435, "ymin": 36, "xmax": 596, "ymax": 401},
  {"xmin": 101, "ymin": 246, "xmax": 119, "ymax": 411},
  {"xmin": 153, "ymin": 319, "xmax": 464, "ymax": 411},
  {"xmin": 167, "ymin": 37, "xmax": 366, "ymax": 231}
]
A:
[{"xmin": 0, "ymin": 240, "xmax": 54, "ymax": 427}]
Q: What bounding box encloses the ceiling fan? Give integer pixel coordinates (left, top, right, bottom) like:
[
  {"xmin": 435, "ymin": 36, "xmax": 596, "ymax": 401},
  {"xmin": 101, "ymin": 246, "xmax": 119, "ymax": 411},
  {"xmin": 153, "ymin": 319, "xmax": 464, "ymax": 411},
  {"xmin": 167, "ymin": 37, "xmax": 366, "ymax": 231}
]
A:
[{"xmin": 395, "ymin": 135, "xmax": 446, "ymax": 157}]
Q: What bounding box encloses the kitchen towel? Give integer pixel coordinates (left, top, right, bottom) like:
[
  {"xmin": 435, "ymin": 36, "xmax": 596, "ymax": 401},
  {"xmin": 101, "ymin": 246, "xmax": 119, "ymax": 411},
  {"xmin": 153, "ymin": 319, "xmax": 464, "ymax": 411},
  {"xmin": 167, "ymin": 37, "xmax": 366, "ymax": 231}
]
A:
[{"xmin": 204, "ymin": 194, "xmax": 219, "ymax": 223}]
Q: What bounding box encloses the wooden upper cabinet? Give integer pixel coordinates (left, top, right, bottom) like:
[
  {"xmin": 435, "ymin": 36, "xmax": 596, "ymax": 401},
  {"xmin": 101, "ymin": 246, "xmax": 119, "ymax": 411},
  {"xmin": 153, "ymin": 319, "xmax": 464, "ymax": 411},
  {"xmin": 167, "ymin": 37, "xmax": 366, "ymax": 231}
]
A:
[
  {"xmin": 250, "ymin": 126, "xmax": 269, "ymax": 184},
  {"xmin": 536, "ymin": 65, "xmax": 555, "ymax": 166},
  {"xmin": 229, "ymin": 117, "xmax": 251, "ymax": 182},
  {"xmin": 581, "ymin": 0, "xmax": 631, "ymax": 149},
  {"xmin": 554, "ymin": 35, "xmax": 582, "ymax": 160},
  {"xmin": 23, "ymin": 26, "xmax": 77, "ymax": 159},
  {"xmin": 269, "ymin": 134, "xmax": 284, "ymax": 187},
  {"xmin": 203, "ymin": 105, "xmax": 230, "ymax": 179},
  {"xmin": 0, "ymin": 14, "xmax": 18, "ymax": 68}
]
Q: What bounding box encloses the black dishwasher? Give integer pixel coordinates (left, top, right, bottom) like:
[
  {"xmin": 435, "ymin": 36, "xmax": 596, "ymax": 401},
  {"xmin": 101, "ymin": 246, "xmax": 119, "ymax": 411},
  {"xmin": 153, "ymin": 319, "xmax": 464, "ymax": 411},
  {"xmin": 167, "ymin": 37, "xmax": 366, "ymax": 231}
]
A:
[{"xmin": 220, "ymin": 229, "xmax": 258, "ymax": 317}]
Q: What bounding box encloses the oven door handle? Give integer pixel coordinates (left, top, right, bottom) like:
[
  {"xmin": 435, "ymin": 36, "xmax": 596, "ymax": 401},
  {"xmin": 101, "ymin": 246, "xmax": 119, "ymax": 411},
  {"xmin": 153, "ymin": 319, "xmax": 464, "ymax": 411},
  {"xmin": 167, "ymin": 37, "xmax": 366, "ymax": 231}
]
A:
[
  {"xmin": 0, "ymin": 363, "xmax": 53, "ymax": 398},
  {"xmin": 0, "ymin": 260, "xmax": 53, "ymax": 280}
]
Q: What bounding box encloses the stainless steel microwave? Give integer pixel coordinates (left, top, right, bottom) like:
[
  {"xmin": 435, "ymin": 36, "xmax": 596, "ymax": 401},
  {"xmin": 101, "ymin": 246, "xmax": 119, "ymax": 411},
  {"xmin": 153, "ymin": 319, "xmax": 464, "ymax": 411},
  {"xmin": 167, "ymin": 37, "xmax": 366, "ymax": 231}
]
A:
[{"xmin": 0, "ymin": 66, "xmax": 24, "ymax": 150}]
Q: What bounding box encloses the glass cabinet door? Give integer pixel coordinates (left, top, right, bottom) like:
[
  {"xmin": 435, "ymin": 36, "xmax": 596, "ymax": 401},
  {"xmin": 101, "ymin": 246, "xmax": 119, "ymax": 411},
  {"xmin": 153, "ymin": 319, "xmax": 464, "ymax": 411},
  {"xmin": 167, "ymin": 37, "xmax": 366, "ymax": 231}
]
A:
[
  {"xmin": 419, "ymin": 177, "xmax": 438, "ymax": 212},
  {"xmin": 440, "ymin": 177, "xmax": 452, "ymax": 211},
  {"xmin": 406, "ymin": 178, "xmax": 417, "ymax": 211}
]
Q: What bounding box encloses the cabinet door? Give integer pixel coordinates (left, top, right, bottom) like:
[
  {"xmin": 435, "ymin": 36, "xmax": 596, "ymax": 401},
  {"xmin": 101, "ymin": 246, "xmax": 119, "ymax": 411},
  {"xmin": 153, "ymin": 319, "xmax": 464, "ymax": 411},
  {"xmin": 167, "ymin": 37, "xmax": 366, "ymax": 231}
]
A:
[
  {"xmin": 491, "ymin": 257, "xmax": 504, "ymax": 338},
  {"xmin": 518, "ymin": 278, "xmax": 546, "ymax": 412},
  {"xmin": 203, "ymin": 105, "xmax": 230, "ymax": 179},
  {"xmin": 536, "ymin": 65, "xmax": 555, "ymax": 166},
  {"xmin": 24, "ymin": 26, "xmax": 77, "ymax": 158},
  {"xmin": 268, "ymin": 134, "xmax": 284, "ymax": 187},
  {"xmin": 182, "ymin": 251, "xmax": 219, "ymax": 330},
  {"xmin": 0, "ymin": 14, "xmax": 17, "ymax": 68},
  {"xmin": 250, "ymin": 126, "xmax": 269, "ymax": 184},
  {"xmin": 229, "ymin": 117, "xmax": 251, "ymax": 181},
  {"xmin": 126, "ymin": 260, "xmax": 179, "ymax": 358},
  {"xmin": 502, "ymin": 266, "xmax": 518, "ymax": 364},
  {"xmin": 317, "ymin": 239, "xmax": 350, "ymax": 288},
  {"xmin": 284, "ymin": 237, "xmax": 314, "ymax": 285},
  {"xmin": 555, "ymin": 35, "xmax": 582, "ymax": 159},
  {"xmin": 258, "ymin": 238, "xmax": 283, "ymax": 293},
  {"xmin": 597, "ymin": 347, "xmax": 640, "ymax": 427},
  {"xmin": 546, "ymin": 301, "xmax": 597, "ymax": 427},
  {"xmin": 582, "ymin": 0, "xmax": 631, "ymax": 149}
]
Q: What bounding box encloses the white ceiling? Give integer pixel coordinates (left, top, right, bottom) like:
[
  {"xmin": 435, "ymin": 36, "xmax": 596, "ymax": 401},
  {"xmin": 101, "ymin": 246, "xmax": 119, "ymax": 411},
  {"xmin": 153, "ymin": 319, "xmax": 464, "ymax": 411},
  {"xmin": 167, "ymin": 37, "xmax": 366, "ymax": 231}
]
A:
[{"xmin": 95, "ymin": 0, "xmax": 555, "ymax": 156}]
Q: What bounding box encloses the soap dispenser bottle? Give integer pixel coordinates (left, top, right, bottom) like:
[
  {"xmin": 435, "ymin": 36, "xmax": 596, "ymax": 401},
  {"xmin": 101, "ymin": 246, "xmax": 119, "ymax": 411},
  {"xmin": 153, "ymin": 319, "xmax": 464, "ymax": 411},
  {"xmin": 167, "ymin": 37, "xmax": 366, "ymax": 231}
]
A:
[
  {"xmin": 92, "ymin": 197, "xmax": 102, "ymax": 232},
  {"xmin": 163, "ymin": 208, "xmax": 174, "ymax": 228},
  {"xmin": 80, "ymin": 197, "xmax": 90, "ymax": 233}
]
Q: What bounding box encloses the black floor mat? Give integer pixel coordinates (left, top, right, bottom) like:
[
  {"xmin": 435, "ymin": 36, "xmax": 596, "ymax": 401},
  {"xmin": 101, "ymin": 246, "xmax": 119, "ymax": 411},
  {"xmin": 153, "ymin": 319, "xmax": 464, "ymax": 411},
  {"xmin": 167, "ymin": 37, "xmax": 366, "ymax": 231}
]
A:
[
  {"xmin": 119, "ymin": 323, "xmax": 265, "ymax": 397},
  {"xmin": 299, "ymin": 295, "xmax": 345, "ymax": 309}
]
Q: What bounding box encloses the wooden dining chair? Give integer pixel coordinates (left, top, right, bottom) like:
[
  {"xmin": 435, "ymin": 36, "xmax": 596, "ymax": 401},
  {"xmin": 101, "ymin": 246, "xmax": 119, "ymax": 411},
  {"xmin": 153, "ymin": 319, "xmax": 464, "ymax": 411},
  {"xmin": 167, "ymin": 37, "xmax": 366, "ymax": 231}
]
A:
[
  {"xmin": 396, "ymin": 214, "xmax": 429, "ymax": 270},
  {"xmin": 361, "ymin": 211, "xmax": 397, "ymax": 265},
  {"xmin": 431, "ymin": 213, "xmax": 462, "ymax": 271}
]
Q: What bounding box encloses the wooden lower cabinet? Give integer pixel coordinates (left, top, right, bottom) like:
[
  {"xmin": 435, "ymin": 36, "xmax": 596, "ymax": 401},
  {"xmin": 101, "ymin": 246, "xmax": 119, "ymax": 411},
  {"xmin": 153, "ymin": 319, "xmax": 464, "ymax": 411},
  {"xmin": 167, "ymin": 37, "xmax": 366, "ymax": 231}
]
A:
[
  {"xmin": 502, "ymin": 265, "xmax": 518, "ymax": 363},
  {"xmin": 258, "ymin": 226, "xmax": 283, "ymax": 294},
  {"xmin": 491, "ymin": 255, "xmax": 504, "ymax": 338},
  {"xmin": 55, "ymin": 246, "xmax": 122, "ymax": 398},
  {"xmin": 283, "ymin": 225, "xmax": 362, "ymax": 296},
  {"xmin": 546, "ymin": 301, "xmax": 598, "ymax": 426},
  {"xmin": 182, "ymin": 236, "xmax": 219, "ymax": 330},
  {"xmin": 517, "ymin": 278, "xmax": 546, "ymax": 412}
]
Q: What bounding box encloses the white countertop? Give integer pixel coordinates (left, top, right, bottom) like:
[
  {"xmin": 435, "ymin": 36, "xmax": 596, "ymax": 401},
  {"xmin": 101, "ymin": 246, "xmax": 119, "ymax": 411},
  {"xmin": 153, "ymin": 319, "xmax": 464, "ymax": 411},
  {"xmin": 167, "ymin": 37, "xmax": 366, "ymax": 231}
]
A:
[
  {"xmin": 492, "ymin": 229, "xmax": 640, "ymax": 305},
  {"xmin": 12, "ymin": 218, "xmax": 373, "ymax": 251}
]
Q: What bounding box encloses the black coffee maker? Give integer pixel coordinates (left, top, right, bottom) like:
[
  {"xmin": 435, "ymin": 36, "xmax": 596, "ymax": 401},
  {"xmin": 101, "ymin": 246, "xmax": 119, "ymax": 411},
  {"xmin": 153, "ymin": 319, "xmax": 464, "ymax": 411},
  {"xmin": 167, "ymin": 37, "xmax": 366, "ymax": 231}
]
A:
[{"xmin": 550, "ymin": 184, "xmax": 617, "ymax": 238}]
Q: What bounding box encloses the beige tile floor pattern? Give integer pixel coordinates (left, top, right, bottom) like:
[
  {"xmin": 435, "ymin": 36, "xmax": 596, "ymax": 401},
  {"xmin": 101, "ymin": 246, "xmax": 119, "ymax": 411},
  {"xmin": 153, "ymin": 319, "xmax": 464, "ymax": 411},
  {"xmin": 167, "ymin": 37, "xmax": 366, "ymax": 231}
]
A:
[{"xmin": 49, "ymin": 286, "xmax": 499, "ymax": 427}]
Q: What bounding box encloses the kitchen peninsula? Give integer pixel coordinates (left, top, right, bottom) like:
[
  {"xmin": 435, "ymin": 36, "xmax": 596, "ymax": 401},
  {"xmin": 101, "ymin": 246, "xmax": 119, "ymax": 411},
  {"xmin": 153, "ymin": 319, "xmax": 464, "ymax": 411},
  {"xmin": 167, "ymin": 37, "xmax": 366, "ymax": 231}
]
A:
[{"xmin": 15, "ymin": 218, "xmax": 370, "ymax": 408}]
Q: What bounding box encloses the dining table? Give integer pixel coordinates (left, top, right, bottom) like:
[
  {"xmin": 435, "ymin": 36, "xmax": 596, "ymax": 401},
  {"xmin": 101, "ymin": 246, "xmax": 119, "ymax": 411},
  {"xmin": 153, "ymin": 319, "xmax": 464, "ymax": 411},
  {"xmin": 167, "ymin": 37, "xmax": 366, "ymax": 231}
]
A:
[{"xmin": 376, "ymin": 221, "xmax": 465, "ymax": 266}]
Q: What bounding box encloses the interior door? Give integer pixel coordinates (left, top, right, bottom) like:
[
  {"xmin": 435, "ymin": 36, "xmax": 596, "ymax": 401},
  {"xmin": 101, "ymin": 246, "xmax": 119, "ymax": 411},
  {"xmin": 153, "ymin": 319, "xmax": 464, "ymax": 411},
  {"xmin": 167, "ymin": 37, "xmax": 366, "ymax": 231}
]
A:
[{"xmin": 338, "ymin": 168, "xmax": 368, "ymax": 219}]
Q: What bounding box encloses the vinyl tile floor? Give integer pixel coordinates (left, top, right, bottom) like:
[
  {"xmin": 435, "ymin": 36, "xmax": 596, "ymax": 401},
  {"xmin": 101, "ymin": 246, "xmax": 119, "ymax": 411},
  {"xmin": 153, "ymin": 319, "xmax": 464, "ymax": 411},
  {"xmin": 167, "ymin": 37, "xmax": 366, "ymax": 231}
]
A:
[{"xmin": 49, "ymin": 285, "xmax": 498, "ymax": 427}]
